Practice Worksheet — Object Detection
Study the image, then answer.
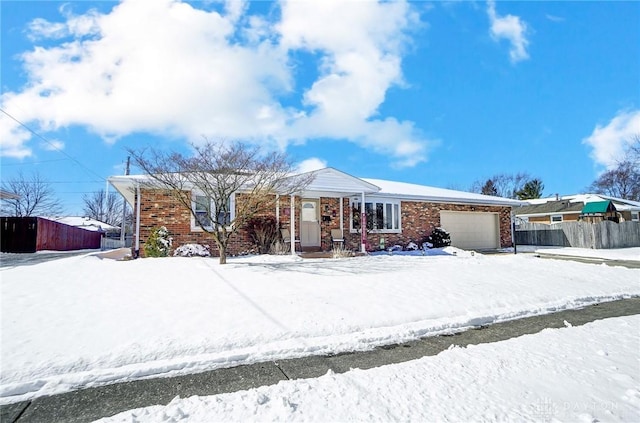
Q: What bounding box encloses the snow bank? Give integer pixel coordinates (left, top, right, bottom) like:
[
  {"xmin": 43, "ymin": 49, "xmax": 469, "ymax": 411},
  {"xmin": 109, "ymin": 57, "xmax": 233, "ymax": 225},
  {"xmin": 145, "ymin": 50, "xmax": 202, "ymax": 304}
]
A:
[
  {"xmin": 1, "ymin": 252, "xmax": 638, "ymax": 403},
  {"xmin": 99, "ymin": 316, "xmax": 640, "ymax": 422}
]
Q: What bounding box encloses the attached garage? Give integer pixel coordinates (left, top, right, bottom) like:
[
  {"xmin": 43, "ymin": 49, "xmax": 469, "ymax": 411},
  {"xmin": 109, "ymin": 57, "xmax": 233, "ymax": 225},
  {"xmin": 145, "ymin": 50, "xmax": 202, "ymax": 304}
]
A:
[{"xmin": 440, "ymin": 211, "xmax": 500, "ymax": 250}]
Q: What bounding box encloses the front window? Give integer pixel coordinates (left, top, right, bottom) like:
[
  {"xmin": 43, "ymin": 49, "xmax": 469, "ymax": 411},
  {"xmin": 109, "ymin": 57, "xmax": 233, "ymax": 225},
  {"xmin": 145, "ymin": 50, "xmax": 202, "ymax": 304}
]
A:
[
  {"xmin": 194, "ymin": 195, "xmax": 212, "ymax": 227},
  {"xmin": 351, "ymin": 198, "xmax": 400, "ymax": 232},
  {"xmin": 192, "ymin": 193, "xmax": 234, "ymax": 230},
  {"xmin": 632, "ymin": 211, "xmax": 639, "ymax": 222}
]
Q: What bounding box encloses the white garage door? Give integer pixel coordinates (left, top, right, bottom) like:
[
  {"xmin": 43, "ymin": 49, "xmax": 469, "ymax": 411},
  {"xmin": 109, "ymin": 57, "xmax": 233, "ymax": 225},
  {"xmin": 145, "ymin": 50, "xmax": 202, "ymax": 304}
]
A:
[{"xmin": 440, "ymin": 211, "xmax": 500, "ymax": 250}]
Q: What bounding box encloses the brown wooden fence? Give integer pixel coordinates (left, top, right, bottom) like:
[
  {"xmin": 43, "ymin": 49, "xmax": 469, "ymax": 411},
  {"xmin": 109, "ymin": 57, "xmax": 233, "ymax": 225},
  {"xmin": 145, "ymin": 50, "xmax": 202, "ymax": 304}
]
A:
[
  {"xmin": 515, "ymin": 221, "xmax": 640, "ymax": 249},
  {"xmin": 1, "ymin": 217, "xmax": 102, "ymax": 253}
]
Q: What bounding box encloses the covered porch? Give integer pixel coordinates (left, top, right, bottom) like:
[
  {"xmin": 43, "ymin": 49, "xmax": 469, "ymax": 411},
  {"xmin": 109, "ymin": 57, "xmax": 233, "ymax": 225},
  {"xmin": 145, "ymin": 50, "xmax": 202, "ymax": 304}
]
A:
[{"xmin": 277, "ymin": 168, "xmax": 380, "ymax": 254}]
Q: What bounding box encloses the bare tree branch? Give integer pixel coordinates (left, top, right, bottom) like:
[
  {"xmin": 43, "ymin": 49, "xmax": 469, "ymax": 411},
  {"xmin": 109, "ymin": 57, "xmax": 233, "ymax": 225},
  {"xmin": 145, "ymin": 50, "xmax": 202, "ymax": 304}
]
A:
[
  {"xmin": 82, "ymin": 189, "xmax": 124, "ymax": 226},
  {"xmin": 0, "ymin": 171, "xmax": 63, "ymax": 217},
  {"xmin": 128, "ymin": 141, "xmax": 313, "ymax": 264},
  {"xmin": 470, "ymin": 172, "xmax": 534, "ymax": 199}
]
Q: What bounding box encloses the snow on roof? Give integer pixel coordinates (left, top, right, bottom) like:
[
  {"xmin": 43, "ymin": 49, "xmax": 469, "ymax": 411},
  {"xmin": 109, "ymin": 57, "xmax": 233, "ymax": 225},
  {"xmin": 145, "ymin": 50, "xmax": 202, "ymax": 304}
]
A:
[
  {"xmin": 362, "ymin": 178, "xmax": 523, "ymax": 206},
  {"xmin": 109, "ymin": 171, "xmax": 523, "ymax": 207},
  {"xmin": 526, "ymin": 194, "xmax": 640, "ymax": 211},
  {"xmin": 48, "ymin": 216, "xmax": 119, "ymax": 232}
]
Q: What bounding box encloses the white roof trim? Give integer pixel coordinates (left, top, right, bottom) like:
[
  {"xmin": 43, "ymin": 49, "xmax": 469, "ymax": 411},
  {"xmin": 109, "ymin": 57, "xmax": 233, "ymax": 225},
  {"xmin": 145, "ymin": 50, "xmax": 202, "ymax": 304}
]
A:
[
  {"xmin": 109, "ymin": 169, "xmax": 523, "ymax": 208},
  {"xmin": 361, "ymin": 178, "xmax": 524, "ymax": 207}
]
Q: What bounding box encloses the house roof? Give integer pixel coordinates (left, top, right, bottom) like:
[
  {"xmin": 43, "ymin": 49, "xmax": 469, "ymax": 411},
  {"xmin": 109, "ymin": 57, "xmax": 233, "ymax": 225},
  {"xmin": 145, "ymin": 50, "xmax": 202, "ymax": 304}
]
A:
[
  {"xmin": 362, "ymin": 178, "xmax": 524, "ymax": 207},
  {"xmin": 514, "ymin": 200, "xmax": 584, "ymax": 217},
  {"xmin": 108, "ymin": 168, "xmax": 523, "ymax": 208},
  {"xmin": 47, "ymin": 216, "xmax": 120, "ymax": 232},
  {"xmin": 299, "ymin": 168, "xmax": 380, "ymax": 197},
  {"xmin": 526, "ymin": 194, "xmax": 640, "ymax": 212},
  {"xmin": 581, "ymin": 200, "xmax": 616, "ymax": 214}
]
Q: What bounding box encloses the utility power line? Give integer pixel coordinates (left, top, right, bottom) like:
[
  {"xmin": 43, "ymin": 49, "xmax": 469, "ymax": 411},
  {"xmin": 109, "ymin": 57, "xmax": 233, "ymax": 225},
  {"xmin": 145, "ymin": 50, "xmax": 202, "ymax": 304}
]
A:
[{"xmin": 0, "ymin": 108, "xmax": 106, "ymax": 182}]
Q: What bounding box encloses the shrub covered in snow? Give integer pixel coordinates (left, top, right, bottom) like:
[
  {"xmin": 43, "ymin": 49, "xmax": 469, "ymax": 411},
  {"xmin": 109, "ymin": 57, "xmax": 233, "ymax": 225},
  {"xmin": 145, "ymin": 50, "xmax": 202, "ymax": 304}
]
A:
[
  {"xmin": 424, "ymin": 227, "xmax": 452, "ymax": 248},
  {"xmin": 406, "ymin": 241, "xmax": 419, "ymax": 251},
  {"xmin": 173, "ymin": 244, "xmax": 211, "ymax": 257},
  {"xmin": 143, "ymin": 226, "xmax": 173, "ymax": 257}
]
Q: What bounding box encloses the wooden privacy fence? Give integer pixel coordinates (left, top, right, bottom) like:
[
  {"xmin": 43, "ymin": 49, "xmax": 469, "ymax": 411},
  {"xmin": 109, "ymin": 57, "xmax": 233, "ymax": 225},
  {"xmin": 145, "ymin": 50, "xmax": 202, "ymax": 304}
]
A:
[
  {"xmin": 515, "ymin": 221, "xmax": 640, "ymax": 249},
  {"xmin": 1, "ymin": 217, "xmax": 103, "ymax": 253}
]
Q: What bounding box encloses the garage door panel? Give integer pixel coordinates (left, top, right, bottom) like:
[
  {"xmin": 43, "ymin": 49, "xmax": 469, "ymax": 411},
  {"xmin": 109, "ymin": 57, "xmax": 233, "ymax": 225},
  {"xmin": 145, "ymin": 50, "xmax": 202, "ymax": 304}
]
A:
[{"xmin": 440, "ymin": 211, "xmax": 499, "ymax": 250}]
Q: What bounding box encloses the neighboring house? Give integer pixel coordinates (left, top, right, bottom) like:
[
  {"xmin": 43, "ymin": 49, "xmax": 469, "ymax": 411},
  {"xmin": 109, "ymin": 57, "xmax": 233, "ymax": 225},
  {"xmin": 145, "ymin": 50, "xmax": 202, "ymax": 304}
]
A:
[
  {"xmin": 49, "ymin": 216, "xmax": 120, "ymax": 235},
  {"xmin": 108, "ymin": 167, "xmax": 523, "ymax": 256},
  {"xmin": 514, "ymin": 194, "xmax": 640, "ymax": 224}
]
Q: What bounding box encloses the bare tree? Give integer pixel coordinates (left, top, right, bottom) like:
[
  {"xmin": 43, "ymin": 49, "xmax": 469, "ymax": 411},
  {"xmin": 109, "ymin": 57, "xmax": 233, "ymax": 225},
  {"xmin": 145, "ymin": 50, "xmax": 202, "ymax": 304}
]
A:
[
  {"xmin": 588, "ymin": 160, "xmax": 640, "ymax": 201},
  {"xmin": 129, "ymin": 141, "xmax": 313, "ymax": 264},
  {"xmin": 82, "ymin": 190, "xmax": 123, "ymax": 226},
  {"xmin": 627, "ymin": 134, "xmax": 640, "ymax": 164},
  {"xmin": 588, "ymin": 136, "xmax": 640, "ymax": 201},
  {"xmin": 0, "ymin": 171, "xmax": 63, "ymax": 217},
  {"xmin": 470, "ymin": 172, "xmax": 532, "ymax": 199}
]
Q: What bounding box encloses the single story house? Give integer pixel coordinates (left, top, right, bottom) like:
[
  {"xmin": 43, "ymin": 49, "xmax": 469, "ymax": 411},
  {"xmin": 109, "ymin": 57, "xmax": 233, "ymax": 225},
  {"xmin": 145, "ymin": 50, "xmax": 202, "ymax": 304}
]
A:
[
  {"xmin": 514, "ymin": 194, "xmax": 640, "ymax": 224},
  {"xmin": 108, "ymin": 167, "xmax": 522, "ymax": 256},
  {"xmin": 50, "ymin": 216, "xmax": 120, "ymax": 235}
]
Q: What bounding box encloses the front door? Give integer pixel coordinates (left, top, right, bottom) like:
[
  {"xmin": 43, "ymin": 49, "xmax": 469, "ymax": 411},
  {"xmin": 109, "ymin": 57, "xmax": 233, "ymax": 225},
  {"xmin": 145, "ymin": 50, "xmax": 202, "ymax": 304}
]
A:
[{"xmin": 300, "ymin": 199, "xmax": 321, "ymax": 247}]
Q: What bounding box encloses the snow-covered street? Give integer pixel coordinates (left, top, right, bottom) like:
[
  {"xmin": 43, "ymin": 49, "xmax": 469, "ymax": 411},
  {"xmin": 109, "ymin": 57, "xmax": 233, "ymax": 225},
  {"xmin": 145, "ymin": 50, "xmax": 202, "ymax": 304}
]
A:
[{"xmin": 1, "ymin": 248, "xmax": 638, "ymax": 406}]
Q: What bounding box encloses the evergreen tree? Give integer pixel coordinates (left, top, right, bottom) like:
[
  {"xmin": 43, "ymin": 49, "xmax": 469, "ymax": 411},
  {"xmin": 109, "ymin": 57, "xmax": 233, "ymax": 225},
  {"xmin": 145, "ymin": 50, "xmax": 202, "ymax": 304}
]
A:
[
  {"xmin": 516, "ymin": 178, "xmax": 544, "ymax": 200},
  {"xmin": 481, "ymin": 179, "xmax": 499, "ymax": 196}
]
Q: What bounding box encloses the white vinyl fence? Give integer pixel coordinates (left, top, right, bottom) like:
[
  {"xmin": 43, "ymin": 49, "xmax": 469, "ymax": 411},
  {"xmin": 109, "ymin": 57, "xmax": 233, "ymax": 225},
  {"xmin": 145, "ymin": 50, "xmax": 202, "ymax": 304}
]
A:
[
  {"xmin": 100, "ymin": 236, "xmax": 133, "ymax": 250},
  {"xmin": 515, "ymin": 221, "xmax": 640, "ymax": 249}
]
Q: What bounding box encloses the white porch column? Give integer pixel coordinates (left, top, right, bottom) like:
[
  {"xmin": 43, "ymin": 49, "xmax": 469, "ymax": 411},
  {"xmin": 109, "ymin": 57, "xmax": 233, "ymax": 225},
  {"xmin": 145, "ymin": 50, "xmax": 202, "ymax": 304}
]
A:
[
  {"xmin": 276, "ymin": 194, "xmax": 280, "ymax": 225},
  {"xmin": 360, "ymin": 191, "xmax": 366, "ymax": 253},
  {"xmin": 135, "ymin": 183, "xmax": 141, "ymax": 258},
  {"xmin": 290, "ymin": 194, "xmax": 295, "ymax": 255}
]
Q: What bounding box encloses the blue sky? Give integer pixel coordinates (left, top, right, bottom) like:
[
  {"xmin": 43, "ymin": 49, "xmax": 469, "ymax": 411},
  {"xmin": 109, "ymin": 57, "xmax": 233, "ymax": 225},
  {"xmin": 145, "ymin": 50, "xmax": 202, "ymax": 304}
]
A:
[{"xmin": 1, "ymin": 0, "xmax": 639, "ymax": 215}]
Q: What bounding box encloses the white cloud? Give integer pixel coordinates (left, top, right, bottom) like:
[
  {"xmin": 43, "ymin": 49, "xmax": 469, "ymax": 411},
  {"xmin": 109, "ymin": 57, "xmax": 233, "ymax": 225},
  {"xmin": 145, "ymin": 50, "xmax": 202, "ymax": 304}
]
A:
[
  {"xmin": 296, "ymin": 157, "xmax": 327, "ymax": 174},
  {"xmin": 0, "ymin": 113, "xmax": 32, "ymax": 158},
  {"xmin": 0, "ymin": 0, "xmax": 434, "ymax": 167},
  {"xmin": 583, "ymin": 109, "xmax": 640, "ymax": 168},
  {"xmin": 486, "ymin": 0, "xmax": 530, "ymax": 63},
  {"xmin": 41, "ymin": 139, "xmax": 65, "ymax": 151},
  {"xmin": 545, "ymin": 14, "xmax": 565, "ymax": 23}
]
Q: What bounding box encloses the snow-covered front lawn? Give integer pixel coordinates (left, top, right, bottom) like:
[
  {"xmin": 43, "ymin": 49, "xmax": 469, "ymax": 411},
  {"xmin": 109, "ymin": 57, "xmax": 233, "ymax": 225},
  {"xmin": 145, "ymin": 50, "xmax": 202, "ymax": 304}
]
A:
[
  {"xmin": 1, "ymin": 248, "xmax": 639, "ymax": 404},
  {"xmin": 99, "ymin": 315, "xmax": 640, "ymax": 422}
]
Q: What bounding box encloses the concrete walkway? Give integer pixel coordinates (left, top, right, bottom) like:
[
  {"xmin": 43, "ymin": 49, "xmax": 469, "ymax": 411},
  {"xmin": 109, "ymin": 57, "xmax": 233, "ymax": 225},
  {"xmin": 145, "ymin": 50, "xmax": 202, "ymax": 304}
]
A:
[
  {"xmin": 534, "ymin": 252, "xmax": 640, "ymax": 269},
  {"xmin": 2, "ymin": 297, "xmax": 639, "ymax": 423}
]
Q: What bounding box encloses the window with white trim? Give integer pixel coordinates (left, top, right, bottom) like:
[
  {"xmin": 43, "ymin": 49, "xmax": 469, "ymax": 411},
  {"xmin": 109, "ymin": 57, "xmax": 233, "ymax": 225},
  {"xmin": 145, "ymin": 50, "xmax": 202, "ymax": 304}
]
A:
[
  {"xmin": 550, "ymin": 214, "xmax": 563, "ymax": 223},
  {"xmin": 632, "ymin": 211, "xmax": 639, "ymax": 222},
  {"xmin": 350, "ymin": 198, "xmax": 400, "ymax": 232},
  {"xmin": 192, "ymin": 193, "xmax": 235, "ymax": 230}
]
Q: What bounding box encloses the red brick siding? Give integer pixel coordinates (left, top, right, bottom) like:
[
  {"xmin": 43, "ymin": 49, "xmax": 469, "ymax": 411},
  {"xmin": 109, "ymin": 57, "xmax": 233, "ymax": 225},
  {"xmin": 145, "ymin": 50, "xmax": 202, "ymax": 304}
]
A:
[
  {"xmin": 135, "ymin": 190, "xmax": 513, "ymax": 256},
  {"xmin": 342, "ymin": 200, "xmax": 512, "ymax": 251},
  {"xmin": 136, "ymin": 189, "xmax": 255, "ymax": 257}
]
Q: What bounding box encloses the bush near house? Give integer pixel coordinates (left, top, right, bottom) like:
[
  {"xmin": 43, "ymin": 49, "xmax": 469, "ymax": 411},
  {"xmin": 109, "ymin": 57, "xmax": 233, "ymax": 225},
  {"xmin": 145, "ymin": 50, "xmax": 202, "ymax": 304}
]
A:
[
  {"xmin": 423, "ymin": 227, "xmax": 452, "ymax": 249},
  {"xmin": 144, "ymin": 226, "xmax": 173, "ymax": 257},
  {"xmin": 246, "ymin": 216, "xmax": 280, "ymax": 254},
  {"xmin": 173, "ymin": 243, "xmax": 211, "ymax": 257}
]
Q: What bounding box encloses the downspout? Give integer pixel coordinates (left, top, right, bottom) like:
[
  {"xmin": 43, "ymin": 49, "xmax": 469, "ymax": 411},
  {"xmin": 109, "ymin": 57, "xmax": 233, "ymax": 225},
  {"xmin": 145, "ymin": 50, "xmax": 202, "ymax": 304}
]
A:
[
  {"xmin": 339, "ymin": 196, "xmax": 344, "ymax": 233},
  {"xmin": 290, "ymin": 194, "xmax": 295, "ymax": 255},
  {"xmin": 135, "ymin": 183, "xmax": 141, "ymax": 258},
  {"xmin": 361, "ymin": 191, "xmax": 366, "ymax": 253}
]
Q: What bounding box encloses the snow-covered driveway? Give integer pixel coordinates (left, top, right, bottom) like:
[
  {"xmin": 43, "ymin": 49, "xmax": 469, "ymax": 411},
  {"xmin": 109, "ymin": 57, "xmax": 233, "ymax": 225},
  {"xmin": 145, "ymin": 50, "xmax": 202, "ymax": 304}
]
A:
[{"xmin": 1, "ymin": 249, "xmax": 639, "ymax": 403}]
